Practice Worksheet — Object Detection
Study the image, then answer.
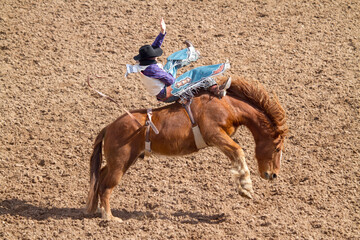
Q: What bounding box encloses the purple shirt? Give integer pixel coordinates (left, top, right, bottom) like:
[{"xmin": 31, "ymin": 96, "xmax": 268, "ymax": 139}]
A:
[
  {"xmin": 151, "ymin": 32, "xmax": 166, "ymax": 48},
  {"xmin": 142, "ymin": 32, "xmax": 175, "ymax": 99},
  {"xmin": 142, "ymin": 64, "xmax": 175, "ymax": 86}
]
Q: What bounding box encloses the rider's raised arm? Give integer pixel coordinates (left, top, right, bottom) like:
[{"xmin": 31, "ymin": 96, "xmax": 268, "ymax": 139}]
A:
[
  {"xmin": 152, "ymin": 18, "xmax": 166, "ymax": 48},
  {"xmin": 160, "ymin": 18, "xmax": 166, "ymax": 34},
  {"xmin": 152, "ymin": 32, "xmax": 166, "ymax": 48}
]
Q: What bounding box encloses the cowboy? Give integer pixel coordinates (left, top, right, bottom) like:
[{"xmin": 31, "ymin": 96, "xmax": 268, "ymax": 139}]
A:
[{"xmin": 131, "ymin": 18, "xmax": 230, "ymax": 102}]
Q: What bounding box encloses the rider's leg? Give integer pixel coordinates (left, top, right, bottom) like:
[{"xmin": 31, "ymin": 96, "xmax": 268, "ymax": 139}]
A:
[
  {"xmin": 163, "ymin": 62, "xmax": 231, "ymax": 101},
  {"xmin": 156, "ymin": 85, "xmax": 179, "ymax": 103},
  {"xmin": 163, "ymin": 41, "xmax": 201, "ymax": 78},
  {"xmin": 164, "ymin": 60, "xmax": 182, "ymax": 78}
]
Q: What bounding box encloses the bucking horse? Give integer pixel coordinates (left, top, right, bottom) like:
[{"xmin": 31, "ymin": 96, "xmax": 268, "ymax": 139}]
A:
[{"xmin": 86, "ymin": 76, "xmax": 288, "ymax": 221}]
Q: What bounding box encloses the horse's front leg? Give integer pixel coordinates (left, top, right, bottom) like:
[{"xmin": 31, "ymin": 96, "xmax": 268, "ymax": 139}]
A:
[
  {"xmin": 229, "ymin": 148, "xmax": 254, "ymax": 199},
  {"xmin": 211, "ymin": 132, "xmax": 254, "ymax": 199}
]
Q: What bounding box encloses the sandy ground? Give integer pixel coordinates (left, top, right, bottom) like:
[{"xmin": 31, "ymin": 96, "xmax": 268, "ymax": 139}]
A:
[{"xmin": 1, "ymin": 0, "xmax": 359, "ymax": 239}]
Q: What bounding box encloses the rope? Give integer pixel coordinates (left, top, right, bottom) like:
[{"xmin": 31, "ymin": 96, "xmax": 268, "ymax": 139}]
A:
[{"xmin": 86, "ymin": 75, "xmax": 143, "ymax": 128}]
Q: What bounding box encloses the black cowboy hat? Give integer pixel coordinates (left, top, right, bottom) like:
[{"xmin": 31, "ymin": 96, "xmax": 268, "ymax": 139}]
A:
[{"xmin": 133, "ymin": 45, "xmax": 163, "ymax": 61}]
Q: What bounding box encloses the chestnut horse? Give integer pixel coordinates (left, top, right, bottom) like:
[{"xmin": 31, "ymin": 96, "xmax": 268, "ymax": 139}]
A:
[{"xmin": 86, "ymin": 76, "xmax": 288, "ymax": 221}]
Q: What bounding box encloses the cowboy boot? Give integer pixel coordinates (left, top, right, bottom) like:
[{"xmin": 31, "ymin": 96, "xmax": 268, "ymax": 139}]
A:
[
  {"xmin": 184, "ymin": 40, "xmax": 193, "ymax": 48},
  {"xmin": 184, "ymin": 40, "xmax": 201, "ymax": 62},
  {"xmin": 209, "ymin": 77, "xmax": 232, "ymax": 99}
]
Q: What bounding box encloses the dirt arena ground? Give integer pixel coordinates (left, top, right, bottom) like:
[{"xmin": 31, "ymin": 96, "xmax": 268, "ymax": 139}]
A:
[{"xmin": 1, "ymin": 0, "xmax": 359, "ymax": 239}]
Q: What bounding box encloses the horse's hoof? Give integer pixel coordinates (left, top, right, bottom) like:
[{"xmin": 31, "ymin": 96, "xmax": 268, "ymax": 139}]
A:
[
  {"xmin": 100, "ymin": 207, "xmax": 123, "ymax": 222},
  {"xmin": 111, "ymin": 216, "xmax": 123, "ymax": 222},
  {"xmin": 238, "ymin": 188, "xmax": 253, "ymax": 199},
  {"xmin": 101, "ymin": 215, "xmax": 123, "ymax": 222}
]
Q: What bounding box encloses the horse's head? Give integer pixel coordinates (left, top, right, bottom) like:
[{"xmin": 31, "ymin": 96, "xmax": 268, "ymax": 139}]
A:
[
  {"xmin": 224, "ymin": 76, "xmax": 288, "ymax": 181},
  {"xmin": 255, "ymin": 136, "xmax": 284, "ymax": 180}
]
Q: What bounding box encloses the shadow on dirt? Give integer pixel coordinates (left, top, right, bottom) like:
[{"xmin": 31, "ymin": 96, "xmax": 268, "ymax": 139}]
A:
[
  {"xmin": 0, "ymin": 199, "xmax": 91, "ymax": 221},
  {"xmin": 172, "ymin": 211, "xmax": 227, "ymax": 224},
  {"xmin": 1, "ymin": 199, "xmax": 227, "ymax": 224},
  {"xmin": 112, "ymin": 209, "xmax": 227, "ymax": 224}
]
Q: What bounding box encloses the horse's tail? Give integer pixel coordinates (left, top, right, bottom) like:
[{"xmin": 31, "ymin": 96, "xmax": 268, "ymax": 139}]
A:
[{"xmin": 86, "ymin": 127, "xmax": 107, "ymax": 214}]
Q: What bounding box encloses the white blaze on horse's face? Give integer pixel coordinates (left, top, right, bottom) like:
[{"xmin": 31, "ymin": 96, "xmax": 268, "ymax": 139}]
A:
[
  {"xmin": 257, "ymin": 138, "xmax": 286, "ymax": 181},
  {"xmin": 273, "ymin": 146, "xmax": 283, "ymax": 171}
]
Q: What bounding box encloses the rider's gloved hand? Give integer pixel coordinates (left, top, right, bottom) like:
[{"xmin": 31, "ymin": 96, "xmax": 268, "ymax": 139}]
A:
[{"xmin": 160, "ymin": 18, "xmax": 166, "ymax": 34}]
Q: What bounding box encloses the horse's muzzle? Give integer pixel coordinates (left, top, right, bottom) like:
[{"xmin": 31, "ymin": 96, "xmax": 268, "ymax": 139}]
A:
[{"xmin": 264, "ymin": 172, "xmax": 277, "ymax": 180}]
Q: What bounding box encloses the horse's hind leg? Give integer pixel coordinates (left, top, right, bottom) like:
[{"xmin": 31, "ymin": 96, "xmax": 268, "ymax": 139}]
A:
[
  {"xmin": 211, "ymin": 131, "xmax": 254, "ymax": 199},
  {"xmin": 98, "ymin": 165, "xmax": 124, "ymax": 222},
  {"xmin": 98, "ymin": 144, "xmax": 143, "ymax": 221}
]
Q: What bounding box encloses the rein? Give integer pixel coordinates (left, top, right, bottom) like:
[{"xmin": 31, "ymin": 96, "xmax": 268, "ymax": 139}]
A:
[{"xmin": 86, "ymin": 75, "xmax": 143, "ymax": 128}]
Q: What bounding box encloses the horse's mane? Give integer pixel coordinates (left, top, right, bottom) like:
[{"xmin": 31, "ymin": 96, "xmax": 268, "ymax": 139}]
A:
[{"xmin": 219, "ymin": 76, "xmax": 289, "ymax": 141}]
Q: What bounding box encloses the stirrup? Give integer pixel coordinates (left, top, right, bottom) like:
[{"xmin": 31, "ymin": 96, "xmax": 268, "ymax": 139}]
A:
[{"xmin": 220, "ymin": 76, "xmax": 232, "ymax": 91}]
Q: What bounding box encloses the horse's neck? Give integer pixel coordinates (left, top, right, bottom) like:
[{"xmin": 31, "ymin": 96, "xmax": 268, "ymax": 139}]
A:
[{"xmin": 228, "ymin": 96, "xmax": 272, "ymax": 143}]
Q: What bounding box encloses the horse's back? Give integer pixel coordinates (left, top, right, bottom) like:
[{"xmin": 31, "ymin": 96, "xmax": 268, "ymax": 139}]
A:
[{"xmin": 102, "ymin": 94, "xmax": 229, "ymax": 157}]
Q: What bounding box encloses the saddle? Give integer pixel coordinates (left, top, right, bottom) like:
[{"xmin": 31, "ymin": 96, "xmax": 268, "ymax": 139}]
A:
[
  {"xmin": 180, "ymin": 76, "xmax": 231, "ymax": 149},
  {"xmin": 144, "ymin": 102, "xmax": 206, "ymax": 157},
  {"xmin": 144, "ymin": 77, "xmax": 232, "ymax": 155},
  {"xmin": 182, "ymin": 99, "xmax": 208, "ymax": 149}
]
